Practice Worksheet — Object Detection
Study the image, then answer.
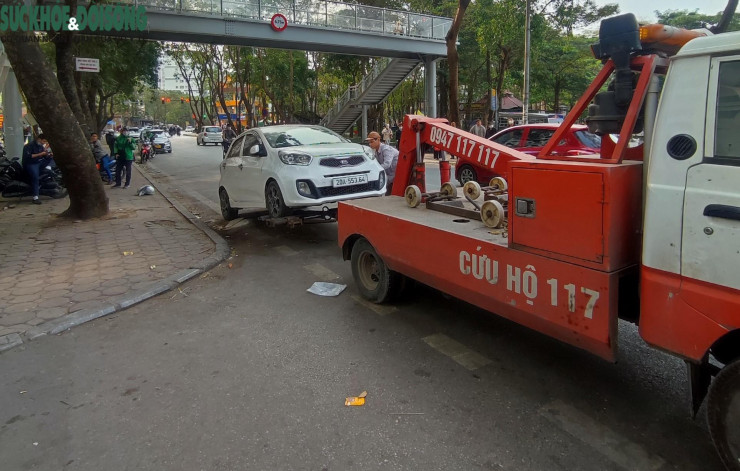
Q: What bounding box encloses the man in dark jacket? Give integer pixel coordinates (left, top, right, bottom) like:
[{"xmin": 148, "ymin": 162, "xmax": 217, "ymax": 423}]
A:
[
  {"xmin": 22, "ymin": 134, "xmax": 52, "ymax": 204},
  {"xmin": 105, "ymin": 130, "xmax": 115, "ymax": 154}
]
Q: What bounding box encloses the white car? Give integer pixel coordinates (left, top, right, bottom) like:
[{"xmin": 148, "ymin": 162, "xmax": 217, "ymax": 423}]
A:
[
  {"xmin": 218, "ymin": 125, "xmax": 387, "ymax": 220},
  {"xmin": 197, "ymin": 126, "xmax": 223, "ymax": 145}
]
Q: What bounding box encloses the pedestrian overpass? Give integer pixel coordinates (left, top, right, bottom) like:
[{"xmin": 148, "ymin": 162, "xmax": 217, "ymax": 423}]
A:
[{"xmin": 1, "ymin": 0, "xmax": 451, "ymax": 154}]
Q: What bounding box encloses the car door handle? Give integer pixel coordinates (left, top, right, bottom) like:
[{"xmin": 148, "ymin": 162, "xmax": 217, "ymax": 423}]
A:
[{"xmin": 703, "ymin": 204, "xmax": 740, "ymax": 221}]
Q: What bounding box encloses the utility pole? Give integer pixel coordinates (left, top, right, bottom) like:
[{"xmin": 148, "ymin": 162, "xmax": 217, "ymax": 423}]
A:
[{"xmin": 522, "ymin": 0, "xmax": 531, "ymax": 125}]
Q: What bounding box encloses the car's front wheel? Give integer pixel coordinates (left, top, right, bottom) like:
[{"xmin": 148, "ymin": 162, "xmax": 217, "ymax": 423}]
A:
[
  {"xmin": 458, "ymin": 165, "xmax": 478, "ymax": 185},
  {"xmin": 219, "ymin": 188, "xmax": 239, "ymax": 221},
  {"xmin": 265, "ymin": 181, "xmax": 291, "ymax": 218}
]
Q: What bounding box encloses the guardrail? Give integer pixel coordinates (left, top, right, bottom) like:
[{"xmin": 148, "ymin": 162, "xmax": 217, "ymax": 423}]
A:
[{"xmin": 129, "ymin": 0, "xmax": 452, "ymax": 40}]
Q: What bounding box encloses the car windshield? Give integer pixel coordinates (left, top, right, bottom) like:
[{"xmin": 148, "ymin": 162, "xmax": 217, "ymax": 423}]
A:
[
  {"xmin": 205, "ymin": 127, "xmax": 221, "ymax": 133},
  {"xmin": 263, "ymin": 126, "xmax": 347, "ymax": 148},
  {"xmin": 575, "ymin": 130, "xmax": 601, "ymax": 148}
]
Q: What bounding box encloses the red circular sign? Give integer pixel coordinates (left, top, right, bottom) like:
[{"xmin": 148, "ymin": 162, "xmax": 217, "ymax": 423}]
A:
[{"xmin": 271, "ymin": 14, "xmax": 288, "ymax": 32}]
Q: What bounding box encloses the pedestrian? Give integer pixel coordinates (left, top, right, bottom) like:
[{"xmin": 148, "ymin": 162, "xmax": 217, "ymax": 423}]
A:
[
  {"xmin": 382, "ymin": 124, "xmax": 393, "ymax": 145},
  {"xmin": 365, "ymin": 131, "xmax": 399, "ymax": 196},
  {"xmin": 22, "ymin": 133, "xmax": 52, "ymax": 204},
  {"xmin": 395, "ymin": 124, "xmax": 402, "ymax": 150},
  {"xmin": 485, "ymin": 124, "xmax": 497, "ymax": 139},
  {"xmin": 90, "ymin": 132, "xmax": 113, "ymax": 184},
  {"xmin": 105, "ymin": 129, "xmax": 115, "ymax": 154},
  {"xmin": 113, "ymin": 127, "xmax": 135, "ymax": 189},
  {"xmin": 469, "ymin": 119, "xmax": 486, "ymax": 137}
]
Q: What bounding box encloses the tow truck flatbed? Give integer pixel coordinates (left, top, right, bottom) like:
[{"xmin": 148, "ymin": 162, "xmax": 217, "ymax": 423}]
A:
[{"xmin": 339, "ymin": 195, "xmax": 634, "ymax": 362}]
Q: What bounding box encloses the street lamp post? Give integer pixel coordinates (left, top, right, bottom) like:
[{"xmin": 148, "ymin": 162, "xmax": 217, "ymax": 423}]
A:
[{"xmin": 522, "ymin": 0, "xmax": 531, "ymax": 125}]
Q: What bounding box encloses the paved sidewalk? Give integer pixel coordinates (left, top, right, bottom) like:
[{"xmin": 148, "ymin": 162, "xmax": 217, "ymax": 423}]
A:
[{"xmin": 0, "ymin": 164, "xmax": 228, "ymax": 350}]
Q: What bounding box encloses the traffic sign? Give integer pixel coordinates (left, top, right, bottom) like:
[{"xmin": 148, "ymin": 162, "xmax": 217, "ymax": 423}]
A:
[{"xmin": 271, "ymin": 13, "xmax": 288, "ymax": 32}]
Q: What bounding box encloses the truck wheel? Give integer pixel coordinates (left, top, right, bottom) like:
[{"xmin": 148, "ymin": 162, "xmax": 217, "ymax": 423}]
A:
[
  {"xmin": 219, "ymin": 188, "xmax": 239, "ymax": 221},
  {"xmin": 458, "ymin": 165, "xmax": 477, "ymax": 185},
  {"xmin": 351, "ymin": 238, "xmax": 402, "ymax": 303},
  {"xmin": 708, "ymin": 359, "xmax": 740, "ymax": 471}
]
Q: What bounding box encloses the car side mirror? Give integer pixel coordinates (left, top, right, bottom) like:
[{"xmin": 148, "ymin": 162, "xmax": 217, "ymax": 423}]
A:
[{"xmin": 250, "ymin": 144, "xmax": 267, "ymax": 157}]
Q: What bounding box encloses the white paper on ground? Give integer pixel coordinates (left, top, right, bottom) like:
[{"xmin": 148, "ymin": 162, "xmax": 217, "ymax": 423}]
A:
[{"xmin": 307, "ymin": 282, "xmax": 347, "ymax": 297}]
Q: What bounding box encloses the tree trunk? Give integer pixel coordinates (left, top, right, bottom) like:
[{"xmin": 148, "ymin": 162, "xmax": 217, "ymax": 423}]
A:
[
  {"xmin": 445, "ymin": 0, "xmax": 471, "ymax": 126},
  {"xmin": 2, "ymin": 33, "xmax": 108, "ymax": 219},
  {"xmin": 711, "ymin": 0, "xmax": 738, "ymax": 33},
  {"xmin": 289, "ymin": 51, "xmax": 295, "ymax": 123},
  {"xmin": 486, "ymin": 50, "xmax": 494, "ymax": 126}
]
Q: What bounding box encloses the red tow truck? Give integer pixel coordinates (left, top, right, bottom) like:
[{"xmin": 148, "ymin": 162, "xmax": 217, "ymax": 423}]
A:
[{"xmin": 337, "ymin": 14, "xmax": 740, "ymax": 469}]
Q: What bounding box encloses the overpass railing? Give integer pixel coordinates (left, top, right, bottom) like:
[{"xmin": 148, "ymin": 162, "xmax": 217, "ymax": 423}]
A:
[{"xmin": 130, "ymin": 0, "xmax": 451, "ymax": 40}]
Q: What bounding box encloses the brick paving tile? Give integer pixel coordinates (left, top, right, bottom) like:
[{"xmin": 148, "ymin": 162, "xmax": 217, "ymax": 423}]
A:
[
  {"xmin": 37, "ymin": 307, "xmax": 69, "ymax": 319},
  {"xmin": 101, "ymin": 285, "xmax": 129, "ymax": 296},
  {"xmin": 10, "ymin": 285, "xmax": 46, "ymax": 297},
  {"xmin": 36, "ymin": 297, "xmax": 72, "ymax": 309},
  {"xmin": 13, "ymin": 277, "xmax": 45, "ymax": 288},
  {"xmin": 70, "ymin": 284, "xmax": 97, "ymax": 294},
  {"xmin": 8, "ymin": 293, "xmax": 40, "ymax": 304},
  {"xmin": 1, "ymin": 310, "xmax": 38, "ymax": 326},
  {"xmin": 3, "ymin": 302, "xmax": 39, "ymax": 315},
  {"xmin": 69, "ymin": 300, "xmax": 104, "ymax": 312},
  {"xmin": 43, "ymin": 289, "xmax": 72, "ymax": 299},
  {"xmin": 71, "ymin": 290, "xmax": 103, "ymax": 303},
  {"xmin": 0, "ymin": 326, "xmax": 25, "ymax": 335},
  {"xmin": 26, "ymin": 317, "xmax": 45, "ymax": 326}
]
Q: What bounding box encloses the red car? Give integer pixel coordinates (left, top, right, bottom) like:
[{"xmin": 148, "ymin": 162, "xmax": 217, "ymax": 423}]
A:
[{"xmin": 454, "ymin": 123, "xmax": 601, "ymax": 184}]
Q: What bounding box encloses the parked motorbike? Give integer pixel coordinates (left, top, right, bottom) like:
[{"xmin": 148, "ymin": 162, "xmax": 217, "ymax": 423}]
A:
[
  {"xmin": 140, "ymin": 139, "xmax": 153, "ymax": 163},
  {"xmin": 0, "ymin": 156, "xmax": 67, "ymax": 199}
]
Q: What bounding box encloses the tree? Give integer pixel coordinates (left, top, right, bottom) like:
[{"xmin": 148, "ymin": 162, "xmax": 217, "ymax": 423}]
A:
[
  {"xmin": 655, "ymin": 5, "xmax": 739, "ymax": 33},
  {"xmin": 1, "ymin": 32, "xmax": 108, "ymax": 219},
  {"xmin": 446, "ymin": 0, "xmax": 472, "ymax": 126}
]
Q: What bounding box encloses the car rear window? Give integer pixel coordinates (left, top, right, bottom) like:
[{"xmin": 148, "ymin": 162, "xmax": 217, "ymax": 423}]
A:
[{"xmin": 205, "ymin": 127, "xmax": 221, "ymax": 133}]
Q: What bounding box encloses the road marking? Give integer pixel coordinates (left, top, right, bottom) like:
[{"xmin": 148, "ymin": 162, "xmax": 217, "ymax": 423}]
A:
[
  {"xmin": 351, "ymin": 295, "xmax": 398, "ymax": 316},
  {"xmin": 303, "ymin": 263, "xmax": 340, "ymax": 281},
  {"xmin": 421, "ymin": 333, "xmax": 492, "ymax": 371},
  {"xmin": 275, "ymin": 245, "xmax": 298, "ymax": 257},
  {"xmin": 538, "ymin": 400, "xmax": 666, "ymax": 471}
]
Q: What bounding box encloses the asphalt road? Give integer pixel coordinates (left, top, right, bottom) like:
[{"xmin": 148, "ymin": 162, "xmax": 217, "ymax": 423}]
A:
[{"xmin": 0, "ymin": 134, "xmax": 724, "ymax": 470}]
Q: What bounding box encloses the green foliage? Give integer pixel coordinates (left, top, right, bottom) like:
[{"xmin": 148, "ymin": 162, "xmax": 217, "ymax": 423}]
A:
[{"xmin": 655, "ymin": 9, "xmax": 740, "ymax": 32}]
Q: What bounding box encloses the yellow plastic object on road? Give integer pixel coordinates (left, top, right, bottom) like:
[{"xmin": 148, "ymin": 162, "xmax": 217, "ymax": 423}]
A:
[{"xmin": 345, "ymin": 391, "xmax": 368, "ymax": 406}]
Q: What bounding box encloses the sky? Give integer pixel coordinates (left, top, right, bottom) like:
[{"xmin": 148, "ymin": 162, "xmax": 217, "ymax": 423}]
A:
[{"xmin": 593, "ymin": 0, "xmax": 734, "ymax": 23}]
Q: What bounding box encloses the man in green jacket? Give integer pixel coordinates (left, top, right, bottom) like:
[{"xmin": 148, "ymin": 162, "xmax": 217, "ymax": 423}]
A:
[{"xmin": 113, "ymin": 128, "xmax": 136, "ymax": 188}]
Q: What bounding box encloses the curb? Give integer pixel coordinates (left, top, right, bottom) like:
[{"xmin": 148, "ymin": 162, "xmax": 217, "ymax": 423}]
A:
[{"xmin": 5, "ymin": 166, "xmax": 230, "ymax": 348}]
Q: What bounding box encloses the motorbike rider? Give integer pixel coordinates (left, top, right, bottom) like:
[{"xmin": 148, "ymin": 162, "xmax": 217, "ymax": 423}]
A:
[
  {"xmin": 223, "ymin": 124, "xmax": 237, "ymax": 156},
  {"xmin": 22, "ymin": 133, "xmax": 52, "ymax": 204},
  {"xmin": 90, "ymin": 132, "xmax": 113, "ymax": 184}
]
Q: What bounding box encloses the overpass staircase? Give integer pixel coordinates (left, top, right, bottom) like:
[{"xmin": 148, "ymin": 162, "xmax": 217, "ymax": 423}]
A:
[{"xmin": 320, "ymin": 57, "xmax": 420, "ymax": 134}]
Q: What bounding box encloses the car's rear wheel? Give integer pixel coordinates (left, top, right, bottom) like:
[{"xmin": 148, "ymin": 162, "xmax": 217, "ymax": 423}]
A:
[
  {"xmin": 265, "ymin": 181, "xmax": 291, "ymax": 218},
  {"xmin": 458, "ymin": 165, "xmax": 477, "ymax": 185},
  {"xmin": 219, "ymin": 188, "xmax": 239, "ymax": 221}
]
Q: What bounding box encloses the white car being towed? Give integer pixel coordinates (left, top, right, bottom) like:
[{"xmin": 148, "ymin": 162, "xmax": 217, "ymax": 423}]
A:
[{"xmin": 218, "ymin": 125, "xmax": 387, "ymax": 220}]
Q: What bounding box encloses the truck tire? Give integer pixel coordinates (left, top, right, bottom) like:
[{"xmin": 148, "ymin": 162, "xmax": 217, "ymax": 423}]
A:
[
  {"xmin": 351, "ymin": 238, "xmax": 402, "ymax": 304},
  {"xmin": 708, "ymin": 359, "xmax": 740, "ymax": 471}
]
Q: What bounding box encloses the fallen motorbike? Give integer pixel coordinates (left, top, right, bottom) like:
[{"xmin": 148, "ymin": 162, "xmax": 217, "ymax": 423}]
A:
[{"xmin": 0, "ymin": 156, "xmax": 67, "ymax": 199}]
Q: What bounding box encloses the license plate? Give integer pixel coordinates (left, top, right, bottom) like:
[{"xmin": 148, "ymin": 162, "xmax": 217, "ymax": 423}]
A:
[
  {"xmin": 155, "ymin": 145, "xmax": 162, "ymax": 148},
  {"xmin": 332, "ymin": 175, "xmax": 368, "ymax": 187}
]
